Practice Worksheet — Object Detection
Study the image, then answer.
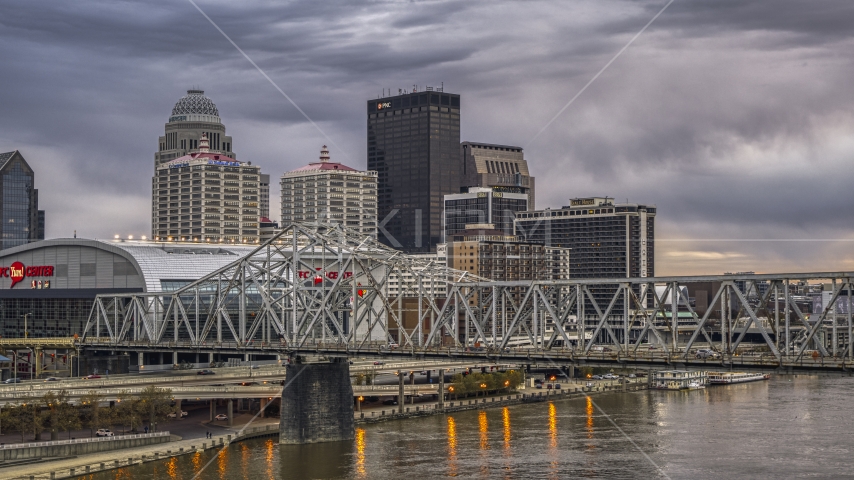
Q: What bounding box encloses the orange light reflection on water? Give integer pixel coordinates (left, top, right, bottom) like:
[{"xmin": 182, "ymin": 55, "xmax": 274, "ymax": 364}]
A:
[
  {"xmin": 355, "ymin": 427, "xmax": 367, "ymax": 478},
  {"xmin": 265, "ymin": 438, "xmax": 275, "ymax": 479},
  {"xmin": 586, "ymin": 396, "xmax": 594, "ymax": 439},
  {"xmin": 166, "ymin": 456, "xmax": 178, "ymax": 478},
  {"xmin": 217, "ymin": 448, "xmax": 228, "ymax": 479},
  {"xmin": 502, "ymin": 407, "xmax": 511, "ymax": 453},
  {"xmin": 479, "ymin": 410, "xmax": 490, "ymax": 451},
  {"xmin": 447, "ymin": 416, "xmax": 458, "ymax": 476},
  {"xmin": 191, "ymin": 451, "xmax": 202, "ymax": 472}
]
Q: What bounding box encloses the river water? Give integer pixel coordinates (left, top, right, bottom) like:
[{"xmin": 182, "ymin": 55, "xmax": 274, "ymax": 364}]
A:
[{"xmin": 88, "ymin": 375, "xmax": 854, "ymax": 479}]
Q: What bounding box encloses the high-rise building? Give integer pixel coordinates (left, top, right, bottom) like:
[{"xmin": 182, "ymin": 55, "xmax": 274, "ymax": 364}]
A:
[
  {"xmin": 152, "ymin": 134, "xmax": 260, "ymax": 243},
  {"xmin": 367, "ymin": 88, "xmax": 462, "ymax": 253},
  {"xmin": 155, "ymin": 90, "xmax": 235, "ymax": 165},
  {"xmin": 259, "ymin": 174, "xmax": 271, "ymax": 220},
  {"xmin": 514, "ymin": 197, "xmax": 655, "ymax": 279},
  {"xmin": 281, "ymin": 146, "xmax": 377, "ymax": 238},
  {"xmin": 460, "ymin": 142, "xmax": 535, "ymax": 209},
  {"xmin": 443, "ymin": 187, "xmax": 528, "ymax": 241},
  {"xmin": 0, "ymin": 150, "xmax": 44, "ymax": 249}
]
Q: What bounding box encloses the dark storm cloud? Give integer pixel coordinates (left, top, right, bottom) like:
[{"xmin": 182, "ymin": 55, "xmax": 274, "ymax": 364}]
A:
[{"xmin": 1, "ymin": 0, "xmax": 854, "ymax": 273}]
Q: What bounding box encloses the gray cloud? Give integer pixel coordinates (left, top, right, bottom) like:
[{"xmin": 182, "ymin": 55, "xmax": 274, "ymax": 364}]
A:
[{"xmin": 1, "ymin": 0, "xmax": 853, "ymax": 274}]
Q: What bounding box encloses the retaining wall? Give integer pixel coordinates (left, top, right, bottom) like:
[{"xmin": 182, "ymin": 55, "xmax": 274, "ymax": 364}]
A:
[{"xmin": 0, "ymin": 432, "xmax": 170, "ymax": 461}]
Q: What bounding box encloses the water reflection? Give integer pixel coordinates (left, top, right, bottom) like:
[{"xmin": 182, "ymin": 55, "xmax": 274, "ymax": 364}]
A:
[
  {"xmin": 447, "ymin": 416, "xmax": 458, "ymax": 476},
  {"xmin": 278, "ymin": 440, "xmax": 352, "ymax": 478},
  {"xmin": 479, "ymin": 410, "xmax": 490, "ymax": 451},
  {"xmin": 265, "ymin": 439, "xmax": 275, "ymax": 479},
  {"xmin": 217, "ymin": 447, "xmax": 228, "ymax": 479},
  {"xmin": 586, "ymin": 396, "xmax": 595, "ymax": 440},
  {"xmin": 355, "ymin": 428, "xmax": 367, "ymax": 478},
  {"xmin": 502, "ymin": 407, "xmax": 512, "ymax": 453},
  {"xmin": 166, "ymin": 456, "xmax": 178, "ymax": 479},
  {"xmin": 240, "ymin": 442, "xmax": 250, "ymax": 479},
  {"xmin": 191, "ymin": 451, "xmax": 202, "ymax": 473},
  {"xmin": 548, "ymin": 402, "xmax": 559, "ymax": 478}
]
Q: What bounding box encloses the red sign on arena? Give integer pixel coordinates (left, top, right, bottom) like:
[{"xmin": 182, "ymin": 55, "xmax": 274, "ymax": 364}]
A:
[{"xmin": 0, "ymin": 262, "xmax": 54, "ymax": 288}]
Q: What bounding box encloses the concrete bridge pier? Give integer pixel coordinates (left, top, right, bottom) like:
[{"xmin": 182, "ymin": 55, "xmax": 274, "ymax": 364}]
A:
[
  {"xmin": 227, "ymin": 400, "xmax": 233, "ymax": 427},
  {"xmin": 210, "ymin": 400, "xmax": 216, "ymax": 421},
  {"xmin": 279, "ymin": 358, "xmax": 354, "ymax": 444}
]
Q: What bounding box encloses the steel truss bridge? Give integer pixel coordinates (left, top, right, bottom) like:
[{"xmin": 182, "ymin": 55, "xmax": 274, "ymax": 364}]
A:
[{"xmin": 81, "ymin": 223, "xmax": 854, "ymax": 372}]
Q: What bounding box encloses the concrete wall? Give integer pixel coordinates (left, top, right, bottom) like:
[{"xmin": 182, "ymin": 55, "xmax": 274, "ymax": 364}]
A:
[
  {"xmin": 279, "ymin": 359, "xmax": 354, "ymax": 444},
  {"xmin": 0, "ymin": 433, "xmax": 170, "ymax": 461}
]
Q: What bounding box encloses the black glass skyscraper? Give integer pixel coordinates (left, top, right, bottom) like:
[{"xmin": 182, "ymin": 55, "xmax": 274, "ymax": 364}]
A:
[
  {"xmin": 367, "ymin": 89, "xmax": 461, "ymax": 253},
  {"xmin": 0, "ymin": 150, "xmax": 44, "ymax": 250}
]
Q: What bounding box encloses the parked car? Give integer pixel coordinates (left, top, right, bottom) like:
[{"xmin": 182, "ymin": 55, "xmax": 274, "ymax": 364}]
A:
[
  {"xmin": 382, "ymin": 399, "xmax": 398, "ymax": 406},
  {"xmin": 535, "ymin": 383, "xmax": 543, "ymax": 389},
  {"xmin": 591, "ymin": 375, "xmax": 603, "ymax": 380},
  {"xmin": 167, "ymin": 410, "xmax": 188, "ymax": 419},
  {"xmin": 604, "ymin": 374, "xmax": 618, "ymax": 380},
  {"xmin": 546, "ymin": 383, "xmax": 554, "ymax": 390},
  {"xmin": 214, "ymin": 414, "xmax": 228, "ymax": 421},
  {"xmin": 4, "ymin": 378, "xmax": 21, "ymax": 384},
  {"xmin": 44, "ymin": 377, "xmax": 60, "ymax": 382},
  {"xmin": 628, "ymin": 374, "xmax": 637, "ymax": 378},
  {"xmin": 197, "ymin": 369, "xmax": 215, "ymax": 375},
  {"xmin": 96, "ymin": 428, "xmax": 114, "ymax": 437},
  {"xmin": 554, "ymin": 383, "xmax": 562, "ymax": 389},
  {"xmin": 83, "ymin": 374, "xmax": 101, "ymax": 380}
]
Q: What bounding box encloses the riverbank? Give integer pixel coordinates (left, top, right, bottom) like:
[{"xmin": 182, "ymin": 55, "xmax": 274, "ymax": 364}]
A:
[
  {"xmin": 355, "ymin": 379, "xmax": 648, "ymax": 425},
  {"xmin": 6, "ymin": 380, "xmax": 646, "ymax": 479}
]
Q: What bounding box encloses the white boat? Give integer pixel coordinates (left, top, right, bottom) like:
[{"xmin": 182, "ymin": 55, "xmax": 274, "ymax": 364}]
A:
[
  {"xmin": 707, "ymin": 372, "xmax": 770, "ymax": 385},
  {"xmin": 651, "ymin": 370, "xmax": 708, "ymax": 390}
]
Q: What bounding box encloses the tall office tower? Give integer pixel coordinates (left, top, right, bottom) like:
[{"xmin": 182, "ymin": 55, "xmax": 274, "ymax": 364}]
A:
[
  {"xmin": 367, "ymin": 88, "xmax": 461, "ymax": 252},
  {"xmin": 281, "ymin": 146, "xmax": 378, "ymax": 238},
  {"xmin": 443, "ymin": 187, "xmax": 528, "ymax": 241},
  {"xmin": 460, "ymin": 142, "xmax": 535, "ymax": 209},
  {"xmin": 0, "ymin": 151, "xmax": 45, "ymax": 249},
  {"xmin": 155, "ymin": 89, "xmax": 235, "ymax": 165},
  {"xmin": 259, "ymin": 174, "xmax": 271, "ymax": 220},
  {"xmin": 514, "ymin": 197, "xmax": 655, "ymax": 279},
  {"xmin": 152, "ymin": 134, "xmax": 260, "ymax": 244}
]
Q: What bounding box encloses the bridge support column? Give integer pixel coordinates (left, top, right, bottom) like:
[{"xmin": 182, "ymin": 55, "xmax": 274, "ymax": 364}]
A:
[
  {"xmin": 279, "ymin": 358, "xmax": 354, "ymax": 444},
  {"xmin": 210, "ymin": 400, "xmax": 215, "ymax": 421},
  {"xmin": 208, "ymin": 352, "xmax": 214, "ymax": 364},
  {"xmin": 438, "ymin": 369, "xmax": 445, "ymax": 410},
  {"xmin": 35, "ymin": 347, "xmax": 42, "ymax": 379},
  {"xmin": 227, "ymin": 400, "xmax": 233, "ymax": 427},
  {"xmin": 172, "ymin": 351, "xmax": 178, "ymax": 366},
  {"xmin": 398, "ymin": 372, "xmax": 405, "ymax": 414},
  {"xmin": 260, "ymin": 398, "xmax": 267, "ymax": 418},
  {"xmin": 137, "ymin": 352, "xmax": 144, "ymax": 369}
]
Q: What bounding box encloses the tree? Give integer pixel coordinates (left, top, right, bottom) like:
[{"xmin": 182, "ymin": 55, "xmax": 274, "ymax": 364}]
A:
[
  {"xmin": 3, "ymin": 404, "xmax": 26, "ymax": 442},
  {"xmin": 115, "ymin": 390, "xmax": 141, "ymax": 433},
  {"xmin": 136, "ymin": 386, "xmax": 174, "ymax": 432},
  {"xmin": 81, "ymin": 391, "xmax": 106, "ymax": 436}
]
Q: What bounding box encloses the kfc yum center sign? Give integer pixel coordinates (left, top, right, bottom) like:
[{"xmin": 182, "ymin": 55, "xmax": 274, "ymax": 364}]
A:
[{"xmin": 1, "ymin": 262, "xmax": 54, "ymax": 288}]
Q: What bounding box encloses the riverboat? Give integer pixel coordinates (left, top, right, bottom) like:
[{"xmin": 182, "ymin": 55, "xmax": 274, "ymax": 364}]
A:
[
  {"xmin": 651, "ymin": 370, "xmax": 708, "ymax": 390},
  {"xmin": 707, "ymin": 372, "xmax": 770, "ymax": 385}
]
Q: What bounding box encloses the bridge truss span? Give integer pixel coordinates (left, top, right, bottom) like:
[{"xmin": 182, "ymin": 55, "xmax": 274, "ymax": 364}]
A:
[{"xmin": 82, "ymin": 223, "xmax": 854, "ymax": 364}]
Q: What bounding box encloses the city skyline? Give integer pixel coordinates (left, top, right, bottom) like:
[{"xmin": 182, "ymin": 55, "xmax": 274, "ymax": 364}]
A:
[{"xmin": 2, "ymin": 1, "xmax": 854, "ymax": 275}]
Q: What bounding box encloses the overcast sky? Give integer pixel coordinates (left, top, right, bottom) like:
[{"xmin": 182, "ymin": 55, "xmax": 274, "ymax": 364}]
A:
[{"xmin": 2, "ymin": 0, "xmax": 854, "ymax": 275}]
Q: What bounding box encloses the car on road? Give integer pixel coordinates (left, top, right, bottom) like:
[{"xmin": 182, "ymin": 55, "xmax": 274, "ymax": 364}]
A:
[
  {"xmin": 628, "ymin": 374, "xmax": 637, "ymax": 378},
  {"xmin": 44, "ymin": 377, "xmax": 60, "ymax": 382},
  {"xmin": 83, "ymin": 374, "xmax": 102, "ymax": 380},
  {"xmin": 591, "ymin": 375, "xmax": 603, "ymax": 380},
  {"xmin": 167, "ymin": 410, "xmax": 189, "ymax": 419},
  {"xmin": 3, "ymin": 378, "xmax": 21, "ymax": 384},
  {"xmin": 382, "ymin": 399, "xmax": 398, "ymax": 406},
  {"xmin": 197, "ymin": 369, "xmax": 215, "ymax": 375},
  {"xmin": 373, "ymin": 361, "xmax": 384, "ymax": 366},
  {"xmin": 696, "ymin": 349, "xmax": 721, "ymax": 359},
  {"xmin": 96, "ymin": 428, "xmax": 114, "ymax": 437},
  {"xmin": 214, "ymin": 414, "xmax": 228, "ymax": 421},
  {"xmin": 604, "ymin": 374, "xmax": 618, "ymax": 380},
  {"xmin": 554, "ymin": 383, "xmax": 562, "ymax": 389}
]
